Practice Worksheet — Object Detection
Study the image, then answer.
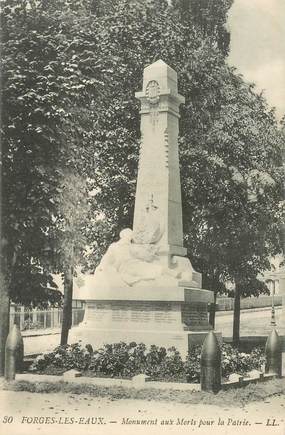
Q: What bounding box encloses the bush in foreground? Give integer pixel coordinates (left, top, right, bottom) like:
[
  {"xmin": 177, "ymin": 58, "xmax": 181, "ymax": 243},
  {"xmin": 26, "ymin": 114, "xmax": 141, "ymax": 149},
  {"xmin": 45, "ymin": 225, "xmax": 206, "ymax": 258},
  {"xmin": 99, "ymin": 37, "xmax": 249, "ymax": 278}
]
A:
[{"xmin": 30, "ymin": 341, "xmax": 265, "ymax": 383}]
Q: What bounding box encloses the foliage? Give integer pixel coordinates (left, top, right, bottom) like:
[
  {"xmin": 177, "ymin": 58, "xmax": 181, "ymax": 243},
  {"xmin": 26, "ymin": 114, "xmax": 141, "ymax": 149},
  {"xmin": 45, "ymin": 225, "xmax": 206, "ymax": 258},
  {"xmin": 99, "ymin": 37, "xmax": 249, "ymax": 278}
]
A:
[
  {"xmin": 81, "ymin": 0, "xmax": 237, "ymax": 268},
  {"xmin": 31, "ymin": 342, "xmax": 92, "ymax": 372},
  {"xmin": 30, "ymin": 341, "xmax": 265, "ymax": 382},
  {"xmin": 181, "ymin": 67, "xmax": 283, "ymax": 296},
  {"xmin": 1, "ymin": 0, "xmax": 99, "ymax": 304},
  {"xmin": 80, "ymin": 0, "xmax": 283, "ymax": 298},
  {"xmin": 1, "ymin": 0, "xmax": 283, "ymax": 308},
  {"xmin": 185, "ymin": 343, "xmax": 265, "ymax": 382}
]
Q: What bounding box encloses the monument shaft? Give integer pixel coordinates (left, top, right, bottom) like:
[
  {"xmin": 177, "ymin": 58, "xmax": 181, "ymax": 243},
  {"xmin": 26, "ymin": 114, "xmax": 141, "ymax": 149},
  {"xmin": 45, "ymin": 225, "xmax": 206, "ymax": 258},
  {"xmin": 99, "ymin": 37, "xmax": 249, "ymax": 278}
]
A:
[{"xmin": 134, "ymin": 60, "xmax": 186, "ymax": 256}]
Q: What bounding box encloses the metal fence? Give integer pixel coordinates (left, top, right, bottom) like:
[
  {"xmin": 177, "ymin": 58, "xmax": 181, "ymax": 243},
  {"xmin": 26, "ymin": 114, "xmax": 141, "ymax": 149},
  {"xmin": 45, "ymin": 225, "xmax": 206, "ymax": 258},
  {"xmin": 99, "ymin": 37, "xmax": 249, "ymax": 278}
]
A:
[
  {"xmin": 9, "ymin": 306, "xmax": 85, "ymax": 331},
  {"xmin": 217, "ymin": 295, "xmax": 282, "ymax": 311},
  {"xmin": 9, "ymin": 295, "xmax": 282, "ymax": 331}
]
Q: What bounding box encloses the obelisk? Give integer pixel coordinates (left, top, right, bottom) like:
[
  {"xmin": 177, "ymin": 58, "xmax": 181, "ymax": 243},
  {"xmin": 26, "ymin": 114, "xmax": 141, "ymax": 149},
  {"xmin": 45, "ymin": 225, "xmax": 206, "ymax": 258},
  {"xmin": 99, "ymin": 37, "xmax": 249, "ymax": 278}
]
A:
[{"xmin": 134, "ymin": 60, "xmax": 186, "ymax": 259}]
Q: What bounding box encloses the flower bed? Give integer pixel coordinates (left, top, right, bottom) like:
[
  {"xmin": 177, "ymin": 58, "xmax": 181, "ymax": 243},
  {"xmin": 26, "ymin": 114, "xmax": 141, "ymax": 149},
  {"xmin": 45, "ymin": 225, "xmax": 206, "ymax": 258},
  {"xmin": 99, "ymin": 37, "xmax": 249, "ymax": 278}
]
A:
[{"xmin": 29, "ymin": 341, "xmax": 265, "ymax": 383}]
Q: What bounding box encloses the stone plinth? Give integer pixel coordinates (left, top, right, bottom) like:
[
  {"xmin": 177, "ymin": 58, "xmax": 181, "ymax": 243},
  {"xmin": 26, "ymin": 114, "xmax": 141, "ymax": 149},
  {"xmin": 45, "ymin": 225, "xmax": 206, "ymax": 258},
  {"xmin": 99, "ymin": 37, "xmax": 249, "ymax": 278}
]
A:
[{"xmin": 70, "ymin": 286, "xmax": 216, "ymax": 357}]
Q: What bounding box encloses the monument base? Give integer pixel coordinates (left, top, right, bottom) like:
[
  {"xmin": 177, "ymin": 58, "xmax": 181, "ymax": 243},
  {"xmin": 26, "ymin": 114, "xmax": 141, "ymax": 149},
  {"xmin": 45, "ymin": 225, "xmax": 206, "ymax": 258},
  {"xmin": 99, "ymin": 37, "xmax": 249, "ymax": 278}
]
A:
[{"xmin": 70, "ymin": 286, "xmax": 221, "ymax": 358}]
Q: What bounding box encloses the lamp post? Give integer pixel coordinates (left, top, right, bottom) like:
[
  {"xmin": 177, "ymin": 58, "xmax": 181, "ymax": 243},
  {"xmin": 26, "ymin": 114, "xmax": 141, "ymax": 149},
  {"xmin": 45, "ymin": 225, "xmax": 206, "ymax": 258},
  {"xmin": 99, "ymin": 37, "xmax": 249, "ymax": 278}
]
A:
[
  {"xmin": 280, "ymin": 148, "xmax": 285, "ymax": 328},
  {"xmin": 269, "ymin": 279, "xmax": 276, "ymax": 327}
]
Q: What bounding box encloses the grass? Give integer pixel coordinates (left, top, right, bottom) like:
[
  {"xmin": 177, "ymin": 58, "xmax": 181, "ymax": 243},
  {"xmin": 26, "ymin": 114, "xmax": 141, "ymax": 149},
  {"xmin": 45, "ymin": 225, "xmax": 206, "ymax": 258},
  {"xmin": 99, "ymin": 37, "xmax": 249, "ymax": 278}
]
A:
[{"xmin": 1, "ymin": 377, "xmax": 284, "ymax": 407}]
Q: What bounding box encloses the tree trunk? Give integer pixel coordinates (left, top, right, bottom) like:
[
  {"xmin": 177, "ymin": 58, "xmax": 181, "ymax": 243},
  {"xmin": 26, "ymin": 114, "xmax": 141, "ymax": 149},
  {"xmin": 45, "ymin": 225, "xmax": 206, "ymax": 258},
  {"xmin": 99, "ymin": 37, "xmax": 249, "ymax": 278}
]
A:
[
  {"xmin": 233, "ymin": 279, "xmax": 241, "ymax": 347},
  {"xmin": 209, "ymin": 290, "xmax": 217, "ymax": 329},
  {"xmin": 0, "ymin": 264, "xmax": 10, "ymax": 376},
  {"xmin": 0, "ymin": 141, "xmax": 10, "ymax": 374},
  {"xmin": 60, "ymin": 264, "xmax": 73, "ymax": 346}
]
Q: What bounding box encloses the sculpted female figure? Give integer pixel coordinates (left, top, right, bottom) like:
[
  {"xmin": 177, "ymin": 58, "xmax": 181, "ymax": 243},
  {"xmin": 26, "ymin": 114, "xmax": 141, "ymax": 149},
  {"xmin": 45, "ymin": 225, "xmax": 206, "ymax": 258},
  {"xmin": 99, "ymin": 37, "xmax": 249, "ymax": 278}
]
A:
[{"xmin": 93, "ymin": 228, "xmax": 163, "ymax": 288}]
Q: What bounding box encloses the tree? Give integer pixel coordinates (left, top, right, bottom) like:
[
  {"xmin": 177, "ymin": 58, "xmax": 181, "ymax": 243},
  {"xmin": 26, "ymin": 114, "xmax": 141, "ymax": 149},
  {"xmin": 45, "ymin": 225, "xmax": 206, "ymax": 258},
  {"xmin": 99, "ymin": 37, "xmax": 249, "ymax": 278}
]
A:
[
  {"xmin": 0, "ymin": 0, "xmax": 101, "ymax": 306},
  {"xmin": 0, "ymin": 111, "xmax": 10, "ymax": 375},
  {"xmin": 173, "ymin": 0, "xmax": 232, "ymax": 55},
  {"xmin": 75, "ymin": 0, "xmax": 282, "ymax": 345},
  {"xmin": 77, "ymin": 0, "xmax": 236, "ymax": 269},
  {"xmin": 48, "ymin": 172, "xmax": 90, "ymax": 344},
  {"xmin": 181, "ymin": 70, "xmax": 283, "ymax": 338},
  {"xmin": 1, "ymin": 0, "xmax": 283, "ymax": 352},
  {"xmin": 0, "ymin": 0, "xmax": 102, "ymax": 364},
  {"xmin": 80, "ymin": 0, "xmax": 283, "ymax": 345}
]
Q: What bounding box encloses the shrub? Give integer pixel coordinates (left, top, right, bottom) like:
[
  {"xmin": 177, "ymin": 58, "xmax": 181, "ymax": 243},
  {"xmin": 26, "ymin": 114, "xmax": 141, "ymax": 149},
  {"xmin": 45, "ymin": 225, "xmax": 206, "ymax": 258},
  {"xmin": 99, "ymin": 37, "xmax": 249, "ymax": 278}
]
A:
[
  {"xmin": 184, "ymin": 345, "xmax": 201, "ymax": 382},
  {"xmin": 30, "ymin": 342, "xmax": 92, "ymax": 372},
  {"xmin": 221, "ymin": 344, "xmax": 265, "ymax": 378},
  {"xmin": 89, "ymin": 342, "xmax": 143, "ymax": 377},
  {"xmin": 88, "ymin": 342, "xmax": 184, "ymax": 380},
  {"xmin": 184, "ymin": 343, "xmax": 265, "ymax": 382},
  {"xmin": 30, "ymin": 341, "xmax": 265, "ymax": 382}
]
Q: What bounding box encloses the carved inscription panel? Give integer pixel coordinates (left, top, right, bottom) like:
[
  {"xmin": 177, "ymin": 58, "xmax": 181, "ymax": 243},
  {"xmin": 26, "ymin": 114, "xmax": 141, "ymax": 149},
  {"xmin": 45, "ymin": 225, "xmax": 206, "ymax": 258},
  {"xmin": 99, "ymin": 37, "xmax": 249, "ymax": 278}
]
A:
[
  {"xmin": 85, "ymin": 301, "xmax": 182, "ymax": 330},
  {"xmin": 181, "ymin": 303, "xmax": 209, "ymax": 330}
]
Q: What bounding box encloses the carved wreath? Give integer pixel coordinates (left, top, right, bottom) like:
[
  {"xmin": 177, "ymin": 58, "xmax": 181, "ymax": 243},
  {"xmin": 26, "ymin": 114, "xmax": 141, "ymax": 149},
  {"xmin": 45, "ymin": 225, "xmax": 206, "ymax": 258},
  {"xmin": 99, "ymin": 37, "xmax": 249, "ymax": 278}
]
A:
[{"xmin": 146, "ymin": 80, "xmax": 160, "ymax": 105}]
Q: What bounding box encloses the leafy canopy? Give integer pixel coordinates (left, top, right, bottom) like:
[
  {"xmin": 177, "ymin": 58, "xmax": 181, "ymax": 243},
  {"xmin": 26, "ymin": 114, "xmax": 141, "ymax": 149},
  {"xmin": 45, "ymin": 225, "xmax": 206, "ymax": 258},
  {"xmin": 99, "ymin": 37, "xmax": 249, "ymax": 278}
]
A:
[{"xmin": 1, "ymin": 0, "xmax": 283, "ymax": 304}]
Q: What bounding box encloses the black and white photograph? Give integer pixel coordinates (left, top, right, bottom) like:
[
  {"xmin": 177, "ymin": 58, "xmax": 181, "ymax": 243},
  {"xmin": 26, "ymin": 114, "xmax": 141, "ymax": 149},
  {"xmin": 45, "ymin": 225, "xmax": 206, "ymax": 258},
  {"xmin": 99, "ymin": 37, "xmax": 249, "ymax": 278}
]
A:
[{"xmin": 0, "ymin": 1, "xmax": 285, "ymax": 434}]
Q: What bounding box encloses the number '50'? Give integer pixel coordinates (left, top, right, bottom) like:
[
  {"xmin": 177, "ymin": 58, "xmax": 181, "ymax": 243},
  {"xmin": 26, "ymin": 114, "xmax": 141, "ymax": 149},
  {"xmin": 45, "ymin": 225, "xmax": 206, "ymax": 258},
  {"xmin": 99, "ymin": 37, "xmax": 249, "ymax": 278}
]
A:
[{"xmin": 3, "ymin": 416, "xmax": 13, "ymax": 423}]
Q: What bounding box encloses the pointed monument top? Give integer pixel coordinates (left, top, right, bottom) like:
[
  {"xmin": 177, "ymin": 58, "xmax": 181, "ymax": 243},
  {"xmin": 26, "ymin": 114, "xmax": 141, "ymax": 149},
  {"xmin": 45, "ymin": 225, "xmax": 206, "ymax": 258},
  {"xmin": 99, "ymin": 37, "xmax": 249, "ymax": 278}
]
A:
[
  {"xmin": 143, "ymin": 59, "xmax": 178, "ymax": 94},
  {"xmin": 144, "ymin": 59, "xmax": 176, "ymax": 74},
  {"xmin": 147, "ymin": 59, "xmax": 168, "ymax": 67}
]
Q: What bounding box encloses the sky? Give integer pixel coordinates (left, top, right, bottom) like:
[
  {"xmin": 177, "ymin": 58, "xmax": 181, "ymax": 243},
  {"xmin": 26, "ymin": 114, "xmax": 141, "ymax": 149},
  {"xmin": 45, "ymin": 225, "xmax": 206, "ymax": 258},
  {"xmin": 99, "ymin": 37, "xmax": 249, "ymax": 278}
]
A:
[{"xmin": 227, "ymin": 0, "xmax": 285, "ymax": 121}]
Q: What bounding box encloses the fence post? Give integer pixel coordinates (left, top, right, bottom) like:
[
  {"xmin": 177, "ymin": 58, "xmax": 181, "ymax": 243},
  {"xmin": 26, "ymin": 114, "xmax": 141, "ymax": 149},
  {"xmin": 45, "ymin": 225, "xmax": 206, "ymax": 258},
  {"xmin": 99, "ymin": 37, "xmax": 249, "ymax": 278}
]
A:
[
  {"xmin": 19, "ymin": 306, "xmax": 25, "ymax": 330},
  {"xmin": 265, "ymin": 329, "xmax": 282, "ymax": 377},
  {"xmin": 32, "ymin": 308, "xmax": 37, "ymax": 323},
  {"xmin": 54, "ymin": 308, "xmax": 58, "ymax": 327},
  {"xmin": 10, "ymin": 303, "xmax": 15, "ymax": 329},
  {"xmin": 71, "ymin": 309, "xmax": 74, "ymax": 326},
  {"xmin": 200, "ymin": 331, "xmax": 221, "ymax": 393},
  {"xmin": 51, "ymin": 309, "xmax": 53, "ymax": 328},
  {"xmin": 4, "ymin": 324, "xmax": 24, "ymax": 381}
]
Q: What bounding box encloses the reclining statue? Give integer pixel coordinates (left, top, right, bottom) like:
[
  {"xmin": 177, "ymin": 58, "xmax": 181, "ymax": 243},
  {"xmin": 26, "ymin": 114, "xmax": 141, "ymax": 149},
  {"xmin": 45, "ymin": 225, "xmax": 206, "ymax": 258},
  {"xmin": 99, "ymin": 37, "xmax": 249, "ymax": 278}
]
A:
[{"xmin": 93, "ymin": 228, "xmax": 196, "ymax": 289}]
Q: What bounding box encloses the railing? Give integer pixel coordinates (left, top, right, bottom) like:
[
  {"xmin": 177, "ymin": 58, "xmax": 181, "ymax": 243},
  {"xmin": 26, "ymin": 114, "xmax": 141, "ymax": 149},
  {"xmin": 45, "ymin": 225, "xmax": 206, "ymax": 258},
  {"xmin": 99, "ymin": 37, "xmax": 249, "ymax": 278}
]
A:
[
  {"xmin": 9, "ymin": 307, "xmax": 85, "ymax": 331},
  {"xmin": 10, "ymin": 295, "xmax": 282, "ymax": 330},
  {"xmin": 217, "ymin": 295, "xmax": 282, "ymax": 311}
]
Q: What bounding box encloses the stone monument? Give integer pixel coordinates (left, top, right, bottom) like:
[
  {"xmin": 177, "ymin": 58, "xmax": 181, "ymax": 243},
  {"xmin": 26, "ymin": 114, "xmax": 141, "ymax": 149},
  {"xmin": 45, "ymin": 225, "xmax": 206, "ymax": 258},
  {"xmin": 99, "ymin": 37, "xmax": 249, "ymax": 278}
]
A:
[{"xmin": 71, "ymin": 60, "xmax": 215, "ymax": 356}]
